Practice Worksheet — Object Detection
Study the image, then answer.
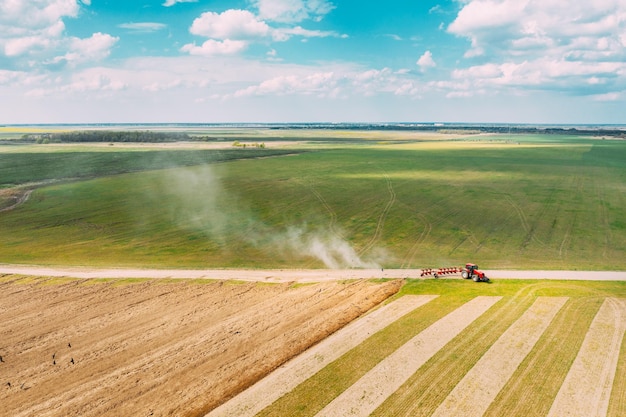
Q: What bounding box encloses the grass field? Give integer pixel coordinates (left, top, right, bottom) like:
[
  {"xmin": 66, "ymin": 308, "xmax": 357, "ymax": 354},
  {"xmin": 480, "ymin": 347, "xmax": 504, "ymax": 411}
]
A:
[{"xmin": 1, "ymin": 131, "xmax": 625, "ymax": 269}]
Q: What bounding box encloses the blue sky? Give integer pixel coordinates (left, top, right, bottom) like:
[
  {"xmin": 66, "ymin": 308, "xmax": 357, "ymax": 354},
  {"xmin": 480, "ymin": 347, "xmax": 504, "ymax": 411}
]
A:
[{"xmin": 1, "ymin": 0, "xmax": 625, "ymax": 124}]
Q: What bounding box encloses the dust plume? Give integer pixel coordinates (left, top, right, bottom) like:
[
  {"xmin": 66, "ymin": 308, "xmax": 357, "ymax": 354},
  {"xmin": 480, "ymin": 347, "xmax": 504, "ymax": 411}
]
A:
[
  {"xmin": 151, "ymin": 164, "xmax": 385, "ymax": 268},
  {"xmin": 279, "ymin": 226, "xmax": 383, "ymax": 269}
]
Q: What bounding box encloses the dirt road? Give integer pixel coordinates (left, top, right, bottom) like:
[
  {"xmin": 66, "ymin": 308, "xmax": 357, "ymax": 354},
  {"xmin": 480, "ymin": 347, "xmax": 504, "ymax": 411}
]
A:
[{"xmin": 0, "ymin": 265, "xmax": 624, "ymax": 281}]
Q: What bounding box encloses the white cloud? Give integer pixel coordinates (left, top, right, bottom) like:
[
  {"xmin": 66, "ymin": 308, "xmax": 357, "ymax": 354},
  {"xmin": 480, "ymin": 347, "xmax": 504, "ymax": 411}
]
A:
[
  {"xmin": 384, "ymin": 34, "xmax": 403, "ymax": 41},
  {"xmin": 183, "ymin": 7, "xmax": 345, "ymax": 57},
  {"xmin": 449, "ymin": 0, "xmax": 626, "ymax": 61},
  {"xmin": 118, "ymin": 22, "xmax": 168, "ymax": 33},
  {"xmin": 189, "ymin": 10, "xmax": 270, "ymax": 40},
  {"xmin": 592, "ymin": 91, "xmax": 623, "ymax": 101},
  {"xmin": 253, "ymin": 0, "xmax": 335, "ymax": 23},
  {"xmin": 231, "ymin": 66, "xmax": 416, "ymax": 99},
  {"xmin": 417, "ymin": 50, "xmax": 436, "ymax": 71},
  {"xmin": 55, "ymin": 32, "xmax": 119, "ymax": 65},
  {"xmin": 445, "ymin": 0, "xmax": 626, "ymax": 97},
  {"xmin": 272, "ymin": 26, "xmax": 344, "ymax": 41},
  {"xmin": 162, "ymin": 0, "xmax": 197, "ymax": 7},
  {"xmin": 181, "ymin": 39, "xmax": 248, "ymax": 56},
  {"xmin": 0, "ymin": 0, "xmax": 79, "ymax": 30},
  {"xmin": 0, "ymin": 69, "xmax": 26, "ymax": 86},
  {"xmin": 1, "ymin": 0, "xmax": 117, "ymax": 70},
  {"xmin": 234, "ymin": 71, "xmax": 337, "ymax": 97},
  {"xmin": 442, "ymin": 58, "xmax": 626, "ymax": 98},
  {"xmin": 429, "ymin": 5, "xmax": 443, "ymax": 14}
]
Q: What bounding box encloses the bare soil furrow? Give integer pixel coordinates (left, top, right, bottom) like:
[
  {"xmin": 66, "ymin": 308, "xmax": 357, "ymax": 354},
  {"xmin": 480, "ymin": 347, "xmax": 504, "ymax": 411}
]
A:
[
  {"xmin": 0, "ymin": 278, "xmax": 401, "ymax": 417},
  {"xmin": 608, "ymin": 318, "xmax": 626, "ymax": 417}
]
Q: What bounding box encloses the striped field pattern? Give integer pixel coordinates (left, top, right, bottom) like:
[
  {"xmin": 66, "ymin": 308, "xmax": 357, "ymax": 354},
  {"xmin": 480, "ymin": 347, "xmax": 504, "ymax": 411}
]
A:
[{"xmin": 212, "ymin": 293, "xmax": 626, "ymax": 417}]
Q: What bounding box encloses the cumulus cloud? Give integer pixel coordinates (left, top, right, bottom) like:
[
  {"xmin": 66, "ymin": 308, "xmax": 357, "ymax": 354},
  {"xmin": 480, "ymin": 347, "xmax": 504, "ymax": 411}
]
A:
[
  {"xmin": 0, "ymin": 0, "xmax": 117, "ymax": 69},
  {"xmin": 51, "ymin": 32, "xmax": 119, "ymax": 65},
  {"xmin": 0, "ymin": 0, "xmax": 79, "ymax": 30},
  {"xmin": 181, "ymin": 6, "xmax": 345, "ymax": 56},
  {"xmin": 449, "ymin": 0, "xmax": 626, "ymax": 61},
  {"xmin": 181, "ymin": 39, "xmax": 248, "ymax": 56},
  {"xmin": 445, "ymin": 0, "xmax": 626, "ymax": 97},
  {"xmin": 189, "ymin": 9, "xmax": 270, "ymax": 40},
  {"xmin": 417, "ymin": 50, "xmax": 436, "ymax": 71},
  {"xmin": 253, "ymin": 0, "xmax": 335, "ymax": 23}
]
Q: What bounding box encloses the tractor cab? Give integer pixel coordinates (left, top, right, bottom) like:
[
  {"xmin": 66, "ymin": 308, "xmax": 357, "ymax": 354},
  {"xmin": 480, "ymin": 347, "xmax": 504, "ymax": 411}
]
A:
[{"xmin": 462, "ymin": 263, "xmax": 489, "ymax": 282}]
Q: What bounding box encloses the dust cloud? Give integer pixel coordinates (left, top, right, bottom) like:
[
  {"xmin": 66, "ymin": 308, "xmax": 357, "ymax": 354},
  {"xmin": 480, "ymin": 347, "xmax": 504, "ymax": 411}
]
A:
[{"xmin": 152, "ymin": 164, "xmax": 384, "ymax": 269}]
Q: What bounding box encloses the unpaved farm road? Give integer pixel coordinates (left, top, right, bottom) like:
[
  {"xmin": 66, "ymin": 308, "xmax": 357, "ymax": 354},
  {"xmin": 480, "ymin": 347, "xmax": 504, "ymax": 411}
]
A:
[{"xmin": 0, "ymin": 265, "xmax": 625, "ymax": 281}]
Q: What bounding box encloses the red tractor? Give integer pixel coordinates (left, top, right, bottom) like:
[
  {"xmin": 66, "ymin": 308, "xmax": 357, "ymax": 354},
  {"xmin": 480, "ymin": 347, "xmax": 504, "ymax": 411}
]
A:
[{"xmin": 461, "ymin": 263, "xmax": 489, "ymax": 282}]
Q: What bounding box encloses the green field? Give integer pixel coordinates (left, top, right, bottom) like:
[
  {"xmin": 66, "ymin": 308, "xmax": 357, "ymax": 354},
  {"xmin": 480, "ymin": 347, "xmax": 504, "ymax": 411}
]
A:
[{"xmin": 1, "ymin": 131, "xmax": 625, "ymax": 269}]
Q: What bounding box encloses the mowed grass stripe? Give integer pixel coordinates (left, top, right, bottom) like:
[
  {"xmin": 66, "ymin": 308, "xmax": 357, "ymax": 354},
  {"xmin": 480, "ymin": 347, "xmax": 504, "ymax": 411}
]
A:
[
  {"xmin": 432, "ymin": 297, "xmax": 568, "ymax": 417},
  {"xmin": 371, "ymin": 291, "xmax": 539, "ymax": 416},
  {"xmin": 548, "ymin": 298, "xmax": 626, "ymax": 417},
  {"xmin": 256, "ymin": 294, "xmax": 476, "ymax": 417},
  {"xmin": 207, "ymin": 295, "xmax": 437, "ymax": 417},
  {"xmin": 484, "ymin": 297, "xmax": 603, "ymax": 417},
  {"xmin": 315, "ymin": 296, "xmax": 502, "ymax": 417},
  {"xmin": 608, "ymin": 312, "xmax": 626, "ymax": 417}
]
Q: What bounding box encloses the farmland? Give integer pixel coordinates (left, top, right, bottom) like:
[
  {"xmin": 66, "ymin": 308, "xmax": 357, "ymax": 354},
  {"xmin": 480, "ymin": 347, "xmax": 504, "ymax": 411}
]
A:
[
  {"xmin": 1, "ymin": 128, "xmax": 626, "ymax": 270},
  {"xmin": 1, "ymin": 275, "xmax": 624, "ymax": 417},
  {"xmin": 0, "ymin": 274, "xmax": 402, "ymax": 417},
  {"xmin": 217, "ymin": 279, "xmax": 626, "ymax": 417},
  {"xmin": 0, "ymin": 126, "xmax": 625, "ymax": 416}
]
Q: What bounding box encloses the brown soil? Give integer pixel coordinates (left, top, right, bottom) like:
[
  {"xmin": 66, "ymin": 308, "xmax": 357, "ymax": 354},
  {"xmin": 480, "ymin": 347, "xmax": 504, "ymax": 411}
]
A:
[{"xmin": 0, "ymin": 275, "xmax": 401, "ymax": 417}]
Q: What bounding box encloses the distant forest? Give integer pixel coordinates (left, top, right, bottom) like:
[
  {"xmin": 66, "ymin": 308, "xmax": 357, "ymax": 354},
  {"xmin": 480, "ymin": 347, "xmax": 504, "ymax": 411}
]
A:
[{"xmin": 24, "ymin": 130, "xmax": 193, "ymax": 144}]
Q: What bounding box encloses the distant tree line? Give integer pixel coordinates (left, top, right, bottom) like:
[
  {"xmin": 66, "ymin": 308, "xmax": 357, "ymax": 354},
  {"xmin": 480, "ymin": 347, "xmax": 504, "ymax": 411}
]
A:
[
  {"xmin": 269, "ymin": 124, "xmax": 626, "ymax": 138},
  {"xmin": 24, "ymin": 130, "xmax": 193, "ymax": 143}
]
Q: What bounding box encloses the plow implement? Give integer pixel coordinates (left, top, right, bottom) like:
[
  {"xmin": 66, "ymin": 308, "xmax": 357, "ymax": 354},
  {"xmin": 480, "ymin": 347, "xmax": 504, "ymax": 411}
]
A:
[{"xmin": 420, "ymin": 263, "xmax": 490, "ymax": 282}]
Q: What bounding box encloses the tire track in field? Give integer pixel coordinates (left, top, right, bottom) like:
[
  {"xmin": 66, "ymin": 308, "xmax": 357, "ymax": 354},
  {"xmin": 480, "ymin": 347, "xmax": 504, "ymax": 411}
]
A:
[
  {"xmin": 400, "ymin": 213, "xmax": 431, "ymax": 269},
  {"xmin": 432, "ymin": 297, "xmax": 567, "ymax": 417},
  {"xmin": 548, "ymin": 298, "xmax": 626, "ymax": 417},
  {"xmin": 308, "ymin": 184, "xmax": 342, "ymax": 240},
  {"xmin": 595, "ymin": 178, "xmax": 611, "ymax": 259},
  {"xmin": 207, "ymin": 295, "xmax": 437, "ymax": 417},
  {"xmin": 559, "ymin": 213, "xmax": 575, "ymax": 259},
  {"xmin": 558, "ymin": 174, "xmax": 584, "ymax": 259},
  {"xmin": 359, "ymin": 173, "xmax": 396, "ymax": 257},
  {"xmin": 315, "ymin": 296, "xmax": 502, "ymax": 417},
  {"xmin": 0, "ymin": 189, "xmax": 33, "ymax": 213},
  {"xmin": 400, "ymin": 195, "xmax": 464, "ymax": 268},
  {"xmin": 505, "ymin": 195, "xmax": 546, "ymax": 250}
]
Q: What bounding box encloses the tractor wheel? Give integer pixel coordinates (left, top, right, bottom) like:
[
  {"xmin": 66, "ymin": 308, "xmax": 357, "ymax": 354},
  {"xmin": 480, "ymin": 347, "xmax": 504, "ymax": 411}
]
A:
[
  {"xmin": 461, "ymin": 271, "xmax": 469, "ymax": 279},
  {"xmin": 472, "ymin": 274, "xmax": 479, "ymax": 282}
]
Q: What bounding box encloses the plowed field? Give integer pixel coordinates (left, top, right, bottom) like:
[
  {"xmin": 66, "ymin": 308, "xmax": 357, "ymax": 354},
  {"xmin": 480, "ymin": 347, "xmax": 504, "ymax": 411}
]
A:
[{"xmin": 0, "ymin": 276, "xmax": 401, "ymax": 417}]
